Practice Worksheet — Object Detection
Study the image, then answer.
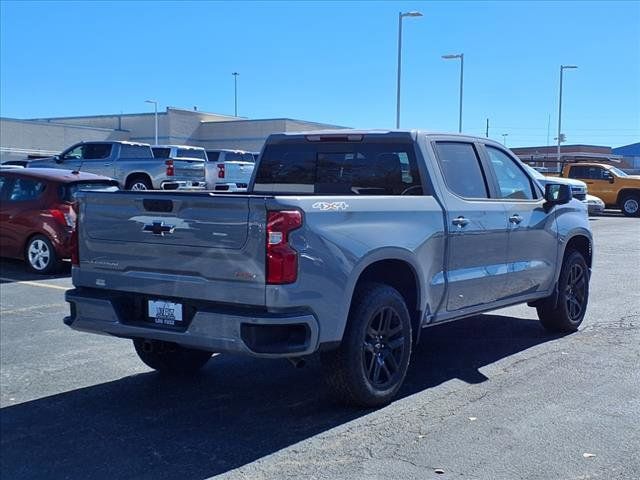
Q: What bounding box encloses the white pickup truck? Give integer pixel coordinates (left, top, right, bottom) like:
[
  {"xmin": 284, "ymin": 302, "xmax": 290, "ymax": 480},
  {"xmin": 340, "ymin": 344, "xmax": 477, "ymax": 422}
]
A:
[{"xmin": 205, "ymin": 149, "xmax": 255, "ymax": 192}]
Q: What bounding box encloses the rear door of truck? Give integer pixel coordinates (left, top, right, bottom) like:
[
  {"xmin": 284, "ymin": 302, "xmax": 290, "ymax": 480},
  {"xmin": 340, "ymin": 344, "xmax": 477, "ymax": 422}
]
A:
[{"xmin": 74, "ymin": 191, "xmax": 268, "ymax": 306}]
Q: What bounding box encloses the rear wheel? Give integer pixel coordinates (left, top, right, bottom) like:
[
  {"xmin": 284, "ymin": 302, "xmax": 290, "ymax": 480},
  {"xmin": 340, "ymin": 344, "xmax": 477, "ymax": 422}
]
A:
[
  {"xmin": 536, "ymin": 250, "xmax": 589, "ymax": 332},
  {"xmin": 321, "ymin": 282, "xmax": 412, "ymax": 407},
  {"xmin": 133, "ymin": 339, "xmax": 212, "ymax": 374},
  {"xmin": 620, "ymin": 193, "xmax": 640, "ymax": 217},
  {"xmin": 126, "ymin": 175, "xmax": 152, "ymax": 191},
  {"xmin": 25, "ymin": 235, "xmax": 61, "ymax": 274}
]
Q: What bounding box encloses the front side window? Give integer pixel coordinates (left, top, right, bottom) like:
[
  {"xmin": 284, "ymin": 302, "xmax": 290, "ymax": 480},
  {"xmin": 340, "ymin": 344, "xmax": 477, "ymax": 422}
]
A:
[
  {"xmin": 152, "ymin": 147, "xmax": 171, "ymax": 159},
  {"xmin": 8, "ymin": 178, "xmax": 46, "ymax": 201},
  {"xmin": 62, "ymin": 145, "xmax": 83, "ymax": 160},
  {"xmin": 206, "ymin": 151, "xmax": 221, "ymax": 162},
  {"xmin": 486, "ymin": 146, "xmax": 534, "ymax": 200},
  {"xmin": 254, "ymin": 140, "xmax": 424, "ymax": 195},
  {"xmin": 434, "ymin": 142, "xmax": 488, "ymax": 198},
  {"xmin": 83, "ymin": 144, "xmax": 112, "ymax": 160}
]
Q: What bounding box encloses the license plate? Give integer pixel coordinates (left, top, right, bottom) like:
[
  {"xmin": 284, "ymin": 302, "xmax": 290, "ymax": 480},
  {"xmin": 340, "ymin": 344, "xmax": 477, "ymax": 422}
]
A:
[{"xmin": 148, "ymin": 300, "xmax": 183, "ymax": 326}]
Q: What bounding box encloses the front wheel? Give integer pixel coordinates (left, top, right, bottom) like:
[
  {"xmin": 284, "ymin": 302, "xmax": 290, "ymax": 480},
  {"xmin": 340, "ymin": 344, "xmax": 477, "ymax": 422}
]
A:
[
  {"xmin": 321, "ymin": 282, "xmax": 412, "ymax": 408},
  {"xmin": 133, "ymin": 339, "xmax": 212, "ymax": 374},
  {"xmin": 536, "ymin": 250, "xmax": 589, "ymax": 332},
  {"xmin": 620, "ymin": 193, "xmax": 640, "ymax": 217}
]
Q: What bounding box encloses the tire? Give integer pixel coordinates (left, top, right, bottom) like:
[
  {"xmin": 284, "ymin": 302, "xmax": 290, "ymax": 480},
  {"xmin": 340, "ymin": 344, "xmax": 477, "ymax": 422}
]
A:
[
  {"xmin": 25, "ymin": 235, "xmax": 61, "ymax": 274},
  {"xmin": 126, "ymin": 175, "xmax": 152, "ymax": 191},
  {"xmin": 620, "ymin": 193, "xmax": 640, "ymax": 217},
  {"xmin": 536, "ymin": 250, "xmax": 589, "ymax": 332},
  {"xmin": 320, "ymin": 282, "xmax": 412, "ymax": 408},
  {"xmin": 133, "ymin": 339, "xmax": 212, "ymax": 374}
]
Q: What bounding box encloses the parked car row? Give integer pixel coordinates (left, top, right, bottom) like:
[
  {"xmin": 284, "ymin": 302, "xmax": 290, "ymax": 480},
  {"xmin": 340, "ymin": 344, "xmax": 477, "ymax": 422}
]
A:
[{"xmin": 2, "ymin": 141, "xmax": 258, "ymax": 193}]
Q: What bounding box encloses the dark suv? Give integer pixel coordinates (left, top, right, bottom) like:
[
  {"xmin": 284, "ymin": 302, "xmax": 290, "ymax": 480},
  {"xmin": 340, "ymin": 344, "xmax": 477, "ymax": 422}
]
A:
[{"xmin": 0, "ymin": 168, "xmax": 118, "ymax": 274}]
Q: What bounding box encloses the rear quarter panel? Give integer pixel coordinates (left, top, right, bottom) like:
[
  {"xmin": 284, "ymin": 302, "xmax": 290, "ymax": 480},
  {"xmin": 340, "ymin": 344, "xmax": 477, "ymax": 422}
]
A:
[{"xmin": 264, "ymin": 195, "xmax": 446, "ymax": 343}]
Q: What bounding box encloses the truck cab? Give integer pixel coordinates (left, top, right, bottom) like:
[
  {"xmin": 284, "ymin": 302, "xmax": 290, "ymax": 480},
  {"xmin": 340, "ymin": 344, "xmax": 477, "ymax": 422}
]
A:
[{"xmin": 561, "ymin": 162, "xmax": 640, "ymax": 216}]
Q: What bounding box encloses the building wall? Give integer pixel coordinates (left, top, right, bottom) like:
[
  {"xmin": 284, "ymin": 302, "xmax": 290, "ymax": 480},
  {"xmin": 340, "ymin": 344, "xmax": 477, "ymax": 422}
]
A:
[{"xmin": 0, "ymin": 118, "xmax": 129, "ymax": 163}]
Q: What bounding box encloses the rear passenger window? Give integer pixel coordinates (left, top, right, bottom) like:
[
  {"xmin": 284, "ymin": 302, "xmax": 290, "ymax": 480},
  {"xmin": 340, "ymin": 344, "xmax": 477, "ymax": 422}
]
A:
[
  {"xmin": 83, "ymin": 144, "xmax": 112, "ymax": 160},
  {"xmin": 8, "ymin": 178, "xmax": 46, "ymax": 201},
  {"xmin": 254, "ymin": 141, "xmax": 424, "ymax": 195},
  {"xmin": 434, "ymin": 142, "xmax": 488, "ymax": 198},
  {"xmin": 122, "ymin": 145, "xmax": 153, "ymax": 159},
  {"xmin": 486, "ymin": 146, "xmax": 535, "ymax": 200}
]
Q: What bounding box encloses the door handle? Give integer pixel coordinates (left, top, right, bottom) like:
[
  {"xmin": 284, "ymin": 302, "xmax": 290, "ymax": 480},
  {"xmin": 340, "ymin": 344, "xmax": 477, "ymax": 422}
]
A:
[
  {"xmin": 103, "ymin": 163, "xmax": 112, "ymax": 166},
  {"xmin": 509, "ymin": 214, "xmax": 522, "ymax": 224},
  {"xmin": 452, "ymin": 216, "xmax": 469, "ymax": 227}
]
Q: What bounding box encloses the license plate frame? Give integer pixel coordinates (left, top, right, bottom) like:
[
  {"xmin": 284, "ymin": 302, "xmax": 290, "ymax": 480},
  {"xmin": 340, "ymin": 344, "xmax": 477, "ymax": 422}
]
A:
[{"xmin": 147, "ymin": 299, "xmax": 183, "ymax": 326}]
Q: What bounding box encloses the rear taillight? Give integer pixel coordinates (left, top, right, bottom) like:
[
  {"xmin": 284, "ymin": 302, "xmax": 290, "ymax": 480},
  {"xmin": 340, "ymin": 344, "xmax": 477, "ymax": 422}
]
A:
[
  {"xmin": 165, "ymin": 159, "xmax": 175, "ymax": 176},
  {"xmin": 217, "ymin": 163, "xmax": 225, "ymax": 179},
  {"xmin": 266, "ymin": 211, "xmax": 302, "ymax": 285},
  {"xmin": 49, "ymin": 207, "xmax": 76, "ymax": 229}
]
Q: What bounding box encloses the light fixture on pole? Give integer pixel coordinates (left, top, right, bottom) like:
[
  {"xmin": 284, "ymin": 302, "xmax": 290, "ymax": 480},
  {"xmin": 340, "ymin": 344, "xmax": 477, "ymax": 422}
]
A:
[
  {"xmin": 232, "ymin": 72, "xmax": 240, "ymax": 117},
  {"xmin": 557, "ymin": 65, "xmax": 577, "ymax": 165},
  {"xmin": 396, "ymin": 10, "xmax": 423, "ymax": 129},
  {"xmin": 441, "ymin": 53, "xmax": 464, "ymax": 133},
  {"xmin": 144, "ymin": 99, "xmax": 158, "ymax": 145},
  {"xmin": 502, "ymin": 133, "xmax": 509, "ymax": 146}
]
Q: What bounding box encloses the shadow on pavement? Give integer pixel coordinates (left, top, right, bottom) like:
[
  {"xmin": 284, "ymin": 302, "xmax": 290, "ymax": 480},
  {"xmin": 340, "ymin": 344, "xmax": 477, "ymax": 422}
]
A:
[
  {"xmin": 0, "ymin": 314, "xmax": 565, "ymax": 480},
  {"xmin": 0, "ymin": 258, "xmax": 71, "ymax": 283}
]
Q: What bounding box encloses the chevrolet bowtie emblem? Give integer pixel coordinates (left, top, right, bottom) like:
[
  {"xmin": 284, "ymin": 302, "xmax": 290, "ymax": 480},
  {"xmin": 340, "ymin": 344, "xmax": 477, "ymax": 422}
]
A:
[{"xmin": 143, "ymin": 221, "xmax": 175, "ymax": 236}]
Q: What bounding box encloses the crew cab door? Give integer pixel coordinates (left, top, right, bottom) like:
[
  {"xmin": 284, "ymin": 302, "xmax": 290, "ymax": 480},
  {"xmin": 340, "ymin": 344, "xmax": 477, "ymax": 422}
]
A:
[
  {"xmin": 430, "ymin": 140, "xmax": 510, "ymax": 311},
  {"xmin": 79, "ymin": 143, "xmax": 115, "ymax": 177},
  {"xmin": 481, "ymin": 145, "xmax": 558, "ymax": 298}
]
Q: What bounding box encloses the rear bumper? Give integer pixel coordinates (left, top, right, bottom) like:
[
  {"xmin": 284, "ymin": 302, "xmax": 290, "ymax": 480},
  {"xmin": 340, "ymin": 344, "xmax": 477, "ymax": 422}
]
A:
[
  {"xmin": 161, "ymin": 180, "xmax": 207, "ymax": 190},
  {"xmin": 63, "ymin": 288, "xmax": 319, "ymax": 358}
]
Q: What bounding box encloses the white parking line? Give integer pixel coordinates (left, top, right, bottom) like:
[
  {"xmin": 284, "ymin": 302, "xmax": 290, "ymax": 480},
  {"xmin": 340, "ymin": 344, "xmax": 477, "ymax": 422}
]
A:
[
  {"xmin": 0, "ymin": 277, "xmax": 69, "ymax": 291},
  {"xmin": 1, "ymin": 303, "xmax": 65, "ymax": 315}
]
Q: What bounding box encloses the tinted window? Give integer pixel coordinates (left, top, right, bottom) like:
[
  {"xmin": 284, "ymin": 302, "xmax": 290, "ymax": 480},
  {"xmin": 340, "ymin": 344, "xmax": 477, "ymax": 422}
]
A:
[
  {"xmin": 176, "ymin": 148, "xmax": 206, "ymax": 160},
  {"xmin": 486, "ymin": 146, "xmax": 535, "ymax": 200},
  {"xmin": 152, "ymin": 147, "xmax": 171, "ymax": 159},
  {"xmin": 568, "ymin": 166, "xmax": 589, "ymax": 179},
  {"xmin": 122, "ymin": 145, "xmax": 153, "ymax": 158},
  {"xmin": 8, "ymin": 178, "xmax": 46, "ymax": 201},
  {"xmin": 83, "ymin": 144, "xmax": 112, "ymax": 160},
  {"xmin": 223, "ymin": 152, "xmax": 254, "ymax": 163},
  {"xmin": 60, "ymin": 181, "xmax": 119, "ymax": 202},
  {"xmin": 254, "ymin": 140, "xmax": 424, "ymax": 195},
  {"xmin": 434, "ymin": 142, "xmax": 488, "ymax": 198},
  {"xmin": 206, "ymin": 151, "xmax": 220, "ymax": 162}
]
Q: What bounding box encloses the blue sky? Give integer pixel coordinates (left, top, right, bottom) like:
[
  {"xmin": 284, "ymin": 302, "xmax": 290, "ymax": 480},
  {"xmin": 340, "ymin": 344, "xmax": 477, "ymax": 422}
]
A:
[{"xmin": 1, "ymin": 0, "xmax": 639, "ymax": 148}]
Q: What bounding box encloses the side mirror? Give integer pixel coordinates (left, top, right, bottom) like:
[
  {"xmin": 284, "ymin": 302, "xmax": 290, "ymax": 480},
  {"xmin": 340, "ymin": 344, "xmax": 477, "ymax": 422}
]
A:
[
  {"xmin": 544, "ymin": 183, "xmax": 572, "ymax": 206},
  {"xmin": 607, "ymin": 174, "xmax": 615, "ymax": 184},
  {"xmin": 54, "ymin": 155, "xmax": 63, "ymax": 164}
]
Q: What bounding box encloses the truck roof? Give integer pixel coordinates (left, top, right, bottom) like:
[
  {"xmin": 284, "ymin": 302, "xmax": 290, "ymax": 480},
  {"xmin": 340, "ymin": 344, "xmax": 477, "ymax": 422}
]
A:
[
  {"xmin": 153, "ymin": 145, "xmax": 206, "ymax": 150},
  {"xmin": 2, "ymin": 168, "xmax": 115, "ymax": 183},
  {"xmin": 268, "ymin": 129, "xmax": 507, "ymax": 148}
]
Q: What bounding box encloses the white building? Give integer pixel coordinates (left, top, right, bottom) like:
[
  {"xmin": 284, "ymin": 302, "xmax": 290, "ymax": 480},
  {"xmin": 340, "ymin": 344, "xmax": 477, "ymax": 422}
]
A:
[{"xmin": 0, "ymin": 107, "xmax": 346, "ymax": 163}]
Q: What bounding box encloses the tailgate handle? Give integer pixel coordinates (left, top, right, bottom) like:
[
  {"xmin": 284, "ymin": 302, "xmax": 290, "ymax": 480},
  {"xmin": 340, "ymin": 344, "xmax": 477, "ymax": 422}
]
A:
[{"xmin": 143, "ymin": 199, "xmax": 173, "ymax": 212}]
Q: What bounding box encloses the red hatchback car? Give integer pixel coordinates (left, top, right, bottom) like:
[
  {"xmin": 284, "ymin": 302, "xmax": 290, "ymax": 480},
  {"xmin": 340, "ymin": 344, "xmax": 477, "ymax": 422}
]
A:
[{"xmin": 0, "ymin": 168, "xmax": 118, "ymax": 274}]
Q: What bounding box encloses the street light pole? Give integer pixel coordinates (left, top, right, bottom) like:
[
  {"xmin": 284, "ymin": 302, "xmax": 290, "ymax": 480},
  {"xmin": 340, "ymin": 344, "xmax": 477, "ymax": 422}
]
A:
[
  {"xmin": 232, "ymin": 72, "xmax": 239, "ymax": 117},
  {"xmin": 502, "ymin": 133, "xmax": 508, "ymax": 147},
  {"xmin": 557, "ymin": 65, "xmax": 577, "ymax": 165},
  {"xmin": 144, "ymin": 99, "xmax": 158, "ymax": 145},
  {"xmin": 396, "ymin": 11, "xmax": 422, "ymax": 129},
  {"xmin": 442, "ymin": 53, "xmax": 464, "ymax": 132}
]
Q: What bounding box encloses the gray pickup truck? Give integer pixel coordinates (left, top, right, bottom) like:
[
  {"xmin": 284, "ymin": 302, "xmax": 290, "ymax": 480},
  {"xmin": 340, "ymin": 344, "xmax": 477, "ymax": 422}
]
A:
[
  {"xmin": 64, "ymin": 130, "xmax": 592, "ymax": 407},
  {"xmin": 26, "ymin": 141, "xmax": 206, "ymax": 190}
]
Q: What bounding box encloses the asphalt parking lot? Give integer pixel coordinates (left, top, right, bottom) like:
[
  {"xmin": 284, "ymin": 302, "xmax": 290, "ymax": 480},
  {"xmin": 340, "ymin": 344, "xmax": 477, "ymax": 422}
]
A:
[{"xmin": 1, "ymin": 212, "xmax": 638, "ymax": 480}]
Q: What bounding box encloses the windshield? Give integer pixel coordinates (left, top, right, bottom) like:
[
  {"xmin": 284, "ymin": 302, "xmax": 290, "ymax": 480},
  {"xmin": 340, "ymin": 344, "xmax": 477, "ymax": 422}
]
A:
[
  {"xmin": 523, "ymin": 164, "xmax": 546, "ymax": 180},
  {"xmin": 61, "ymin": 181, "xmax": 119, "ymax": 202},
  {"xmin": 610, "ymin": 166, "xmax": 628, "ymax": 177}
]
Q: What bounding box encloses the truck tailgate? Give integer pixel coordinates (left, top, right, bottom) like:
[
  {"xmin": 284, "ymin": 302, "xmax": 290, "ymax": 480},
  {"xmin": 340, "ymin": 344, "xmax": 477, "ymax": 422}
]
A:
[
  {"xmin": 173, "ymin": 159, "xmax": 205, "ymax": 180},
  {"xmin": 74, "ymin": 191, "xmax": 268, "ymax": 305},
  {"xmin": 224, "ymin": 161, "xmax": 254, "ymax": 184}
]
